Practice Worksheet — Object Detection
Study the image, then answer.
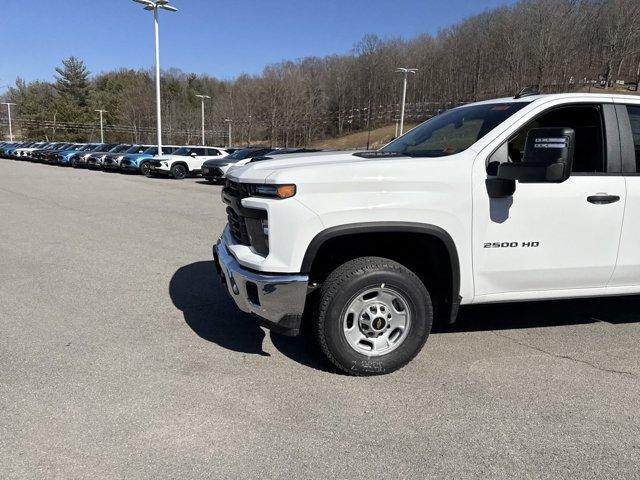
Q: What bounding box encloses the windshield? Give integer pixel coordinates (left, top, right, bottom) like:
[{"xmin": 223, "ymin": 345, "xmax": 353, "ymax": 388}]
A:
[
  {"xmin": 172, "ymin": 147, "xmax": 196, "ymax": 156},
  {"xmin": 109, "ymin": 144, "xmax": 130, "ymax": 153},
  {"xmin": 381, "ymin": 102, "xmax": 527, "ymax": 157},
  {"xmin": 124, "ymin": 145, "xmax": 147, "ymax": 154}
]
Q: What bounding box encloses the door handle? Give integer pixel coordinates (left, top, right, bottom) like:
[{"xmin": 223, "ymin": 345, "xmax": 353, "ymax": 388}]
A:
[{"xmin": 587, "ymin": 195, "xmax": 620, "ymax": 205}]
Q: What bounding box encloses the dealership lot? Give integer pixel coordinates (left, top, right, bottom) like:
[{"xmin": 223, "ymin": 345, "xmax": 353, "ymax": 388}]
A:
[{"xmin": 1, "ymin": 160, "xmax": 639, "ymax": 479}]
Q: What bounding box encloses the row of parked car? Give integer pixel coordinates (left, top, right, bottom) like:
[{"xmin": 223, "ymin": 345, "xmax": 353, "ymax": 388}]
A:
[{"xmin": 0, "ymin": 140, "xmax": 325, "ymax": 182}]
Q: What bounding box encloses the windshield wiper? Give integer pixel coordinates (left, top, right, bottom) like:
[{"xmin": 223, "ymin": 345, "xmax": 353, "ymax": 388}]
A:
[{"xmin": 353, "ymin": 151, "xmax": 407, "ymax": 159}]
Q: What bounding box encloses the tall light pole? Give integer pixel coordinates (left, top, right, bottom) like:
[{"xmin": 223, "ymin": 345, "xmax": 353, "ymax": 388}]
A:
[
  {"xmin": 195, "ymin": 94, "xmax": 210, "ymax": 145},
  {"xmin": 396, "ymin": 67, "xmax": 418, "ymax": 136},
  {"xmin": 132, "ymin": 0, "xmax": 178, "ymax": 156},
  {"xmin": 95, "ymin": 109, "xmax": 107, "ymax": 143},
  {"xmin": 2, "ymin": 102, "xmax": 17, "ymax": 141},
  {"xmin": 224, "ymin": 118, "xmax": 232, "ymax": 147}
]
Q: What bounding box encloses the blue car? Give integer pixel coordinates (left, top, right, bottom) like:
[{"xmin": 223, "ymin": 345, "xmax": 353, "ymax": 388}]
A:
[
  {"xmin": 2, "ymin": 141, "xmax": 34, "ymax": 158},
  {"xmin": 119, "ymin": 145, "xmax": 179, "ymax": 175},
  {"xmin": 52, "ymin": 144, "xmax": 92, "ymax": 165}
]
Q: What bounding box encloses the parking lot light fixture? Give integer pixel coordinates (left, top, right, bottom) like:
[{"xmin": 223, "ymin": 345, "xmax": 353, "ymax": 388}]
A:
[
  {"xmin": 195, "ymin": 94, "xmax": 210, "ymax": 146},
  {"xmin": 1, "ymin": 102, "xmax": 17, "ymax": 141},
  {"xmin": 396, "ymin": 67, "xmax": 418, "ymax": 136},
  {"xmin": 131, "ymin": 0, "xmax": 178, "ymax": 156},
  {"xmin": 95, "ymin": 109, "xmax": 107, "ymax": 143}
]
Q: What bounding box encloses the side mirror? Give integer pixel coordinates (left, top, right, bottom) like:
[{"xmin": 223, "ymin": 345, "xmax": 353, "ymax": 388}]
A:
[
  {"xmin": 486, "ymin": 161, "xmax": 515, "ymax": 198},
  {"xmin": 498, "ymin": 127, "xmax": 575, "ymax": 183},
  {"xmin": 191, "ymin": 152, "xmax": 198, "ymax": 157}
]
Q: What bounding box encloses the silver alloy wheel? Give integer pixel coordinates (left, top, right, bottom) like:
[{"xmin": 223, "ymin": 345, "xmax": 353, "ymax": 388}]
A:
[{"xmin": 342, "ymin": 286, "xmax": 412, "ymax": 356}]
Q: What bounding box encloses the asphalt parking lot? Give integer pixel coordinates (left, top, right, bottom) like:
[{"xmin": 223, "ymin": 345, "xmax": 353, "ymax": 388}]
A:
[{"xmin": 1, "ymin": 160, "xmax": 639, "ymax": 479}]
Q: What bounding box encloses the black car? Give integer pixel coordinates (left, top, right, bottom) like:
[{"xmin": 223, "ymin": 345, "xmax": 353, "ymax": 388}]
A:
[
  {"xmin": 85, "ymin": 144, "xmax": 132, "ymax": 169},
  {"xmin": 68, "ymin": 144, "xmax": 118, "ymax": 167},
  {"xmin": 103, "ymin": 144, "xmax": 151, "ymax": 171},
  {"xmin": 248, "ymin": 148, "xmax": 326, "ymax": 163},
  {"xmin": 201, "ymin": 147, "xmax": 275, "ymax": 183},
  {"xmin": 33, "ymin": 143, "xmax": 78, "ymax": 163}
]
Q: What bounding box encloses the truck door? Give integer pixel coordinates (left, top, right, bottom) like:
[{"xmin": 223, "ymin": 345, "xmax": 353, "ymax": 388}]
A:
[
  {"xmin": 608, "ymin": 102, "xmax": 640, "ymax": 289},
  {"xmin": 472, "ymin": 103, "xmax": 625, "ymax": 300}
]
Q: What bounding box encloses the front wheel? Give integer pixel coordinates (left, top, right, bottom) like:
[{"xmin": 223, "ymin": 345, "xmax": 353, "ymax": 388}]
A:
[
  {"xmin": 313, "ymin": 257, "xmax": 432, "ymax": 376},
  {"xmin": 170, "ymin": 164, "xmax": 187, "ymax": 179},
  {"xmin": 139, "ymin": 161, "xmax": 151, "ymax": 176}
]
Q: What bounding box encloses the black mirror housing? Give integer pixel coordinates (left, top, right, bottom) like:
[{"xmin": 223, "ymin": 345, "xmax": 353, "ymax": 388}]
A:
[{"xmin": 498, "ymin": 127, "xmax": 575, "ymax": 183}]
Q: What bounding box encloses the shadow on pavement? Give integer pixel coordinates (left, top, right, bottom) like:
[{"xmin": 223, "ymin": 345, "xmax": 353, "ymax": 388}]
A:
[
  {"xmin": 434, "ymin": 295, "xmax": 640, "ymax": 334},
  {"xmin": 194, "ymin": 180, "xmax": 222, "ymax": 186},
  {"xmin": 169, "ymin": 261, "xmax": 333, "ymax": 371},
  {"xmin": 171, "ymin": 261, "xmax": 640, "ymax": 370},
  {"xmin": 170, "ymin": 261, "xmax": 268, "ymax": 356}
]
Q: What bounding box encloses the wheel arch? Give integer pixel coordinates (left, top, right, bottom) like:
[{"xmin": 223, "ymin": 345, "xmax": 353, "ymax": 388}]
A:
[
  {"xmin": 171, "ymin": 161, "xmax": 190, "ymax": 171},
  {"xmin": 301, "ymin": 222, "xmax": 461, "ymax": 323}
]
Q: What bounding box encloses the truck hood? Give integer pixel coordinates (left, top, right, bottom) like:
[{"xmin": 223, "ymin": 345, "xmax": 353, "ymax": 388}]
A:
[{"xmin": 227, "ymin": 151, "xmax": 395, "ymax": 183}]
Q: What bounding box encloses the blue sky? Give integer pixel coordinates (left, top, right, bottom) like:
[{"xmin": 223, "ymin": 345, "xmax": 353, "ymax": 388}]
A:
[{"xmin": 0, "ymin": 0, "xmax": 517, "ymax": 89}]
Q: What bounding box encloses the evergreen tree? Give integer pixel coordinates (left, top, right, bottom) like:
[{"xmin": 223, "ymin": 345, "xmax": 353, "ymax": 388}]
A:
[
  {"xmin": 54, "ymin": 56, "xmax": 91, "ymax": 137},
  {"xmin": 54, "ymin": 56, "xmax": 90, "ymax": 106}
]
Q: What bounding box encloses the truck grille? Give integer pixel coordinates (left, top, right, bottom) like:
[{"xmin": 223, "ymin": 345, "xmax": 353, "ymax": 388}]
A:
[
  {"xmin": 150, "ymin": 160, "xmax": 162, "ymax": 167},
  {"xmin": 226, "ymin": 207, "xmax": 250, "ymax": 245},
  {"xmin": 222, "ymin": 180, "xmax": 268, "ymax": 255}
]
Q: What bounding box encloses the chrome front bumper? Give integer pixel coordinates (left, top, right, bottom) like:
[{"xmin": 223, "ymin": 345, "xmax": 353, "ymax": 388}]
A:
[{"xmin": 213, "ymin": 229, "xmax": 309, "ymax": 336}]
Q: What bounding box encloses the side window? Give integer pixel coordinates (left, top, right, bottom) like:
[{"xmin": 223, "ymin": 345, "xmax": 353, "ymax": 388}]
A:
[
  {"xmin": 489, "ymin": 105, "xmax": 606, "ymax": 174},
  {"xmin": 626, "ymin": 105, "xmax": 640, "ymax": 171},
  {"xmin": 193, "ymin": 148, "xmax": 207, "ymax": 156},
  {"xmin": 206, "ymin": 148, "xmax": 220, "ymax": 156}
]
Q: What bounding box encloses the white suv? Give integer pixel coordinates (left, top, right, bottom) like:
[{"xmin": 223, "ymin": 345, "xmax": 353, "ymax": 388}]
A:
[{"xmin": 147, "ymin": 146, "xmax": 229, "ymax": 179}]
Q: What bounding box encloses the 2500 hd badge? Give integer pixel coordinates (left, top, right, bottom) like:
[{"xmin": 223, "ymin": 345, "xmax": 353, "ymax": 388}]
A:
[{"xmin": 483, "ymin": 241, "xmax": 540, "ymax": 248}]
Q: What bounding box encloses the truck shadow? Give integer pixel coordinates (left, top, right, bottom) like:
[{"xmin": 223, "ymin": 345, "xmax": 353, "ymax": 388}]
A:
[
  {"xmin": 434, "ymin": 295, "xmax": 640, "ymax": 334},
  {"xmin": 170, "ymin": 261, "xmax": 640, "ymax": 371},
  {"xmin": 169, "ymin": 261, "xmax": 333, "ymax": 371}
]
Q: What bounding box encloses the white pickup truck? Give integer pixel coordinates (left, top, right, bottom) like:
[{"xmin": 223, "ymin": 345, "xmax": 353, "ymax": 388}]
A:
[{"xmin": 213, "ymin": 92, "xmax": 640, "ymax": 375}]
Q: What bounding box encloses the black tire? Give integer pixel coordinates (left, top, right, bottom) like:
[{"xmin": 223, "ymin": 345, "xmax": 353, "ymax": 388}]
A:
[
  {"xmin": 313, "ymin": 256, "xmax": 432, "ymax": 376},
  {"xmin": 170, "ymin": 163, "xmax": 187, "ymax": 179},
  {"xmin": 70, "ymin": 157, "xmax": 77, "ymax": 168},
  {"xmin": 139, "ymin": 161, "xmax": 151, "ymax": 176}
]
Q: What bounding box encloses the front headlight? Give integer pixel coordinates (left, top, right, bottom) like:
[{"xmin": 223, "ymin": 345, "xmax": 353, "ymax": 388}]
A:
[
  {"xmin": 249, "ymin": 184, "xmax": 296, "ymax": 199},
  {"xmin": 162, "ymin": 161, "xmax": 168, "ymax": 167}
]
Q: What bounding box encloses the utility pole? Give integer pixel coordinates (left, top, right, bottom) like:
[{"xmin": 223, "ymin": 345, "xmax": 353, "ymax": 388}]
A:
[
  {"xmin": 247, "ymin": 114, "xmax": 252, "ymax": 146},
  {"xmin": 95, "ymin": 109, "xmax": 107, "ymax": 143},
  {"xmin": 132, "ymin": 0, "xmax": 178, "ymax": 156},
  {"xmin": 195, "ymin": 94, "xmax": 210, "ymax": 145},
  {"xmin": 225, "ymin": 118, "xmax": 232, "ymax": 147},
  {"xmin": 396, "ymin": 67, "xmax": 418, "ymax": 136},
  {"xmin": 2, "ymin": 102, "xmax": 17, "ymax": 141}
]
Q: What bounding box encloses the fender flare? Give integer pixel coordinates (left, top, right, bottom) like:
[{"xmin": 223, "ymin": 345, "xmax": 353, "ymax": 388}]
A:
[
  {"xmin": 171, "ymin": 161, "xmax": 190, "ymax": 171},
  {"xmin": 301, "ymin": 221, "xmax": 461, "ymax": 322}
]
